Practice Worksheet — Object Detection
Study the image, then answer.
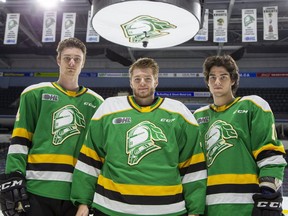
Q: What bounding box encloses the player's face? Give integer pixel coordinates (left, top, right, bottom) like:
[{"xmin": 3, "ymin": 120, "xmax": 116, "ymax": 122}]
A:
[
  {"xmin": 130, "ymin": 67, "xmax": 158, "ymax": 101},
  {"xmin": 208, "ymin": 66, "xmax": 235, "ymax": 98},
  {"xmin": 57, "ymin": 47, "xmax": 85, "ymax": 78}
]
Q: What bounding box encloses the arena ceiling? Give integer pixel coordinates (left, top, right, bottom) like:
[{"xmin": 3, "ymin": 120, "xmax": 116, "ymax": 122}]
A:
[{"xmin": 0, "ymin": 0, "xmax": 288, "ymax": 70}]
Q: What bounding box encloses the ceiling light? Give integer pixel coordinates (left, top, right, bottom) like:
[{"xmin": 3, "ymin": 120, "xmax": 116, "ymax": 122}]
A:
[
  {"xmin": 37, "ymin": 0, "xmax": 64, "ymax": 9},
  {"xmin": 91, "ymin": 0, "xmax": 201, "ymax": 49},
  {"xmin": 1, "ymin": 0, "xmax": 6, "ymax": 2}
]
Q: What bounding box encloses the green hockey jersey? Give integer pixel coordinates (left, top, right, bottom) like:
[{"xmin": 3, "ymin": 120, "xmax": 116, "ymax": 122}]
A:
[
  {"xmin": 71, "ymin": 96, "xmax": 207, "ymax": 216},
  {"xmin": 193, "ymin": 95, "xmax": 286, "ymax": 216},
  {"xmin": 5, "ymin": 82, "xmax": 104, "ymax": 200}
]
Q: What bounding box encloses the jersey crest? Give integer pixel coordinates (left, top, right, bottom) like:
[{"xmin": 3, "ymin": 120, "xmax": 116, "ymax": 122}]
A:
[
  {"xmin": 126, "ymin": 121, "xmax": 167, "ymax": 165},
  {"xmin": 205, "ymin": 120, "xmax": 237, "ymax": 167},
  {"xmin": 52, "ymin": 105, "xmax": 86, "ymax": 145}
]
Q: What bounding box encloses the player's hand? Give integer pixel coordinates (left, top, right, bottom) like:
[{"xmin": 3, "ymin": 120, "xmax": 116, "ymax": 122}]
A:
[
  {"xmin": 76, "ymin": 204, "xmax": 89, "ymax": 216},
  {"xmin": 252, "ymin": 191, "xmax": 283, "ymax": 216},
  {"xmin": 0, "ymin": 172, "xmax": 30, "ymax": 216}
]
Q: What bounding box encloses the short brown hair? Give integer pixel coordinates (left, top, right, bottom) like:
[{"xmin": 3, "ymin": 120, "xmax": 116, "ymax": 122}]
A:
[
  {"xmin": 203, "ymin": 55, "xmax": 240, "ymax": 95},
  {"xmin": 56, "ymin": 37, "xmax": 87, "ymax": 59},
  {"xmin": 129, "ymin": 57, "xmax": 159, "ymax": 79}
]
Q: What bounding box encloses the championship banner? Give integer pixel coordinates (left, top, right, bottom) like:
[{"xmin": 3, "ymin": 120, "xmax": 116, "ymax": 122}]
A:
[
  {"xmin": 213, "ymin": 10, "xmax": 228, "ymax": 43},
  {"xmin": 194, "ymin": 9, "xmax": 209, "ymax": 41},
  {"xmin": 263, "ymin": 6, "xmax": 278, "ymax": 40},
  {"xmin": 86, "ymin": 10, "xmax": 100, "ymax": 43},
  {"xmin": 4, "ymin": 13, "xmax": 20, "ymax": 45},
  {"xmin": 242, "ymin": 9, "xmax": 257, "ymax": 42},
  {"xmin": 61, "ymin": 13, "xmax": 76, "ymax": 41},
  {"xmin": 42, "ymin": 11, "xmax": 57, "ymax": 43}
]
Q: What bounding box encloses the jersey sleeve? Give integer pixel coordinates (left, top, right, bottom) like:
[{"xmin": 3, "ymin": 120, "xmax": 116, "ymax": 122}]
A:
[
  {"xmin": 178, "ymin": 104, "xmax": 207, "ymax": 215},
  {"xmin": 249, "ymin": 96, "xmax": 286, "ymax": 181},
  {"xmin": 5, "ymin": 89, "xmax": 38, "ymax": 175},
  {"xmin": 71, "ymin": 109, "xmax": 105, "ymax": 206}
]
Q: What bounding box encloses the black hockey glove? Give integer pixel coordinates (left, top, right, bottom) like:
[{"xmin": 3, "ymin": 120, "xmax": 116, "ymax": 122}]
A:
[
  {"xmin": 0, "ymin": 172, "xmax": 30, "ymax": 216},
  {"xmin": 252, "ymin": 191, "xmax": 283, "ymax": 216}
]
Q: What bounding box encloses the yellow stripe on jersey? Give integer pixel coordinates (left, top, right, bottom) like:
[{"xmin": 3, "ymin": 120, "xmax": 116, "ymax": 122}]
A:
[
  {"xmin": 52, "ymin": 82, "xmax": 87, "ymax": 97},
  {"xmin": 28, "ymin": 154, "xmax": 77, "ymax": 166},
  {"xmin": 128, "ymin": 96, "xmax": 163, "ymax": 113},
  {"xmin": 179, "ymin": 152, "xmax": 205, "ymax": 168},
  {"xmin": 80, "ymin": 144, "xmax": 104, "ymax": 163},
  {"xmin": 98, "ymin": 175, "xmax": 183, "ymax": 196},
  {"xmin": 253, "ymin": 143, "xmax": 286, "ymax": 159},
  {"xmin": 207, "ymin": 174, "xmax": 258, "ymax": 186},
  {"xmin": 12, "ymin": 128, "xmax": 33, "ymax": 141}
]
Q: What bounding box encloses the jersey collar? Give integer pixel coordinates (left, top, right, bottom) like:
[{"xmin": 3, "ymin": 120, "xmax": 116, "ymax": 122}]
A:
[
  {"xmin": 128, "ymin": 96, "xmax": 164, "ymax": 113},
  {"xmin": 52, "ymin": 82, "xmax": 87, "ymax": 97},
  {"xmin": 210, "ymin": 97, "xmax": 241, "ymax": 112}
]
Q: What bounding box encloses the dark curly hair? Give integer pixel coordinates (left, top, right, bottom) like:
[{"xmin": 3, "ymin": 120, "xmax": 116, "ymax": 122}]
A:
[{"xmin": 203, "ymin": 55, "xmax": 240, "ymax": 95}]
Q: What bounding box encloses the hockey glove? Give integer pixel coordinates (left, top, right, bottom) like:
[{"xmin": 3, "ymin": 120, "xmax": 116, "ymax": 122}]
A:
[
  {"xmin": 0, "ymin": 172, "xmax": 30, "ymax": 216},
  {"xmin": 252, "ymin": 191, "xmax": 283, "ymax": 216}
]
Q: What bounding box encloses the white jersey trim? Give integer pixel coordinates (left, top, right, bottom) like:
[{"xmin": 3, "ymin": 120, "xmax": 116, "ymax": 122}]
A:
[
  {"xmin": 240, "ymin": 95, "xmax": 271, "ymax": 112},
  {"xmin": 93, "ymin": 193, "xmax": 186, "ymax": 215},
  {"xmin": 8, "ymin": 144, "xmax": 29, "ymax": 155},
  {"xmin": 75, "ymin": 160, "xmax": 100, "ymax": 177},
  {"xmin": 182, "ymin": 170, "xmax": 207, "ymax": 184},
  {"xmin": 206, "ymin": 193, "xmax": 254, "ymax": 205},
  {"xmin": 257, "ymin": 155, "xmax": 287, "ymax": 168},
  {"xmin": 86, "ymin": 89, "xmax": 104, "ymax": 102},
  {"xmin": 22, "ymin": 82, "xmax": 53, "ymax": 95},
  {"xmin": 160, "ymin": 98, "xmax": 198, "ymax": 125},
  {"xmin": 194, "ymin": 105, "xmax": 210, "ymax": 114},
  {"xmin": 92, "ymin": 96, "xmax": 132, "ymax": 119},
  {"xmin": 26, "ymin": 171, "xmax": 72, "ymax": 182}
]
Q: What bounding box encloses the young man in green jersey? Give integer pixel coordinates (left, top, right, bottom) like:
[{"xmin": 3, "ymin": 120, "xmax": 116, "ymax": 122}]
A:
[
  {"xmin": 0, "ymin": 38, "xmax": 104, "ymax": 216},
  {"xmin": 193, "ymin": 55, "xmax": 287, "ymax": 216},
  {"xmin": 71, "ymin": 57, "xmax": 207, "ymax": 216}
]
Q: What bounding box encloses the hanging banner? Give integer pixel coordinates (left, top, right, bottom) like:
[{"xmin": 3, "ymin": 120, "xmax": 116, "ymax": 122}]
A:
[
  {"xmin": 213, "ymin": 10, "xmax": 227, "ymax": 43},
  {"xmin": 242, "ymin": 9, "xmax": 257, "ymax": 42},
  {"xmin": 42, "ymin": 11, "xmax": 57, "ymax": 43},
  {"xmin": 263, "ymin": 6, "xmax": 278, "ymax": 40},
  {"xmin": 61, "ymin": 13, "xmax": 76, "ymax": 41},
  {"xmin": 86, "ymin": 10, "xmax": 100, "ymax": 43},
  {"xmin": 194, "ymin": 9, "xmax": 209, "ymax": 41},
  {"xmin": 4, "ymin": 13, "xmax": 20, "ymax": 45}
]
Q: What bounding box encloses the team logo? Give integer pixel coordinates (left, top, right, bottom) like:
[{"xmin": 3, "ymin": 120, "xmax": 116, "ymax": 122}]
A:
[
  {"xmin": 126, "ymin": 121, "xmax": 167, "ymax": 165},
  {"xmin": 52, "ymin": 105, "xmax": 85, "ymax": 145},
  {"xmin": 244, "ymin": 15, "xmax": 255, "ymax": 27},
  {"xmin": 121, "ymin": 15, "xmax": 176, "ymax": 43},
  {"xmin": 205, "ymin": 120, "xmax": 237, "ymax": 167}
]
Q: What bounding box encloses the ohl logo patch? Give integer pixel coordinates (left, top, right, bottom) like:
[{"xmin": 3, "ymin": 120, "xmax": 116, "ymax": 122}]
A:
[{"xmin": 126, "ymin": 121, "xmax": 167, "ymax": 165}]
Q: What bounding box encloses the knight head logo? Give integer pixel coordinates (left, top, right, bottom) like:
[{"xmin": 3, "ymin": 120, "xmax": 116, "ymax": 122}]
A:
[
  {"xmin": 126, "ymin": 121, "xmax": 167, "ymax": 165},
  {"xmin": 244, "ymin": 15, "xmax": 255, "ymax": 27},
  {"xmin": 205, "ymin": 120, "xmax": 237, "ymax": 167},
  {"xmin": 121, "ymin": 15, "xmax": 176, "ymax": 44},
  {"xmin": 217, "ymin": 18, "xmax": 224, "ymax": 26},
  {"xmin": 52, "ymin": 105, "xmax": 85, "ymax": 145}
]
